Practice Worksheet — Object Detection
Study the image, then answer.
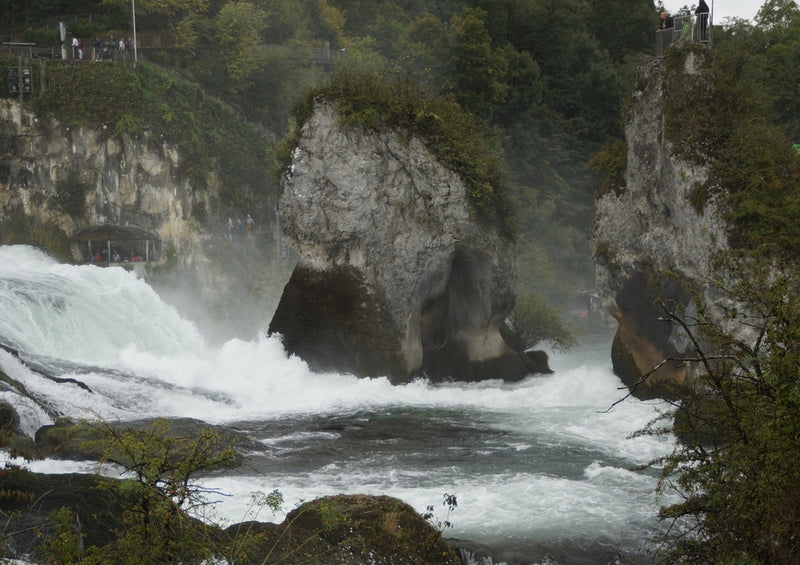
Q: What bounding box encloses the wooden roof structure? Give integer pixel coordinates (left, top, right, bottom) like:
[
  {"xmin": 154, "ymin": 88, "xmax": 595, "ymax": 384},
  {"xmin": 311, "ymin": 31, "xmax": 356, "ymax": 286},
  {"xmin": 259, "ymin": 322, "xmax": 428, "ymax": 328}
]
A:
[{"xmin": 71, "ymin": 224, "xmax": 160, "ymax": 242}]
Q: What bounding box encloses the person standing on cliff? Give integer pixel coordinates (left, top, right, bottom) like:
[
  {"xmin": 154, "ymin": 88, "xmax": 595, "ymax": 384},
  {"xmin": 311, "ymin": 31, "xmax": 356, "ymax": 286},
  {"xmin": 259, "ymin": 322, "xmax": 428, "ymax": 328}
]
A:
[
  {"xmin": 696, "ymin": 0, "xmax": 710, "ymax": 41},
  {"xmin": 657, "ymin": 11, "xmax": 673, "ymax": 31}
]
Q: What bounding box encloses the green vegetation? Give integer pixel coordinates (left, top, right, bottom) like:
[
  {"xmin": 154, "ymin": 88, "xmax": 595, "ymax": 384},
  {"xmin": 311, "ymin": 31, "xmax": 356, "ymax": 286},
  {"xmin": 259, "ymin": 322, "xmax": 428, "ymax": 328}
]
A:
[
  {"xmin": 296, "ymin": 69, "xmax": 516, "ymax": 239},
  {"xmin": 502, "ymin": 292, "xmax": 577, "ymax": 353},
  {"xmin": 662, "ymin": 19, "xmax": 800, "ymax": 257},
  {"xmin": 639, "ymin": 254, "xmax": 800, "ymax": 564}
]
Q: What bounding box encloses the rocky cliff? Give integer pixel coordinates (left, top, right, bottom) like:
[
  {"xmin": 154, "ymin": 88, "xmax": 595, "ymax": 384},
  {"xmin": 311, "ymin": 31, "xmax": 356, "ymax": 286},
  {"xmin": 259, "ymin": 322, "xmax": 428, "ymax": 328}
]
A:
[
  {"xmin": 592, "ymin": 52, "xmax": 730, "ymax": 398},
  {"xmin": 0, "ymin": 99, "xmax": 206, "ymax": 259},
  {"xmin": 270, "ymin": 101, "xmax": 544, "ymax": 383},
  {"xmin": 0, "ymin": 99, "xmax": 282, "ymax": 341}
]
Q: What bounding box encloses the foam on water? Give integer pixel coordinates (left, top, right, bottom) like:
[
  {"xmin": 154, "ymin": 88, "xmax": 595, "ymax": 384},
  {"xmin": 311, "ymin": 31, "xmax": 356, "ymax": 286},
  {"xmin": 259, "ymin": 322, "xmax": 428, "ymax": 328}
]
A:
[
  {"xmin": 0, "ymin": 245, "xmax": 676, "ymax": 561},
  {"xmin": 0, "ymin": 245, "xmax": 203, "ymax": 363}
]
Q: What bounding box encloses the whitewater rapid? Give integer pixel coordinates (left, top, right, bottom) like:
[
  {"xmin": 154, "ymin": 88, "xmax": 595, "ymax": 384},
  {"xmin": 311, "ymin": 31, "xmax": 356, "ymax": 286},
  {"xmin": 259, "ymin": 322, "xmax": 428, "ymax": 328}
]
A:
[{"xmin": 0, "ymin": 245, "xmax": 676, "ymax": 563}]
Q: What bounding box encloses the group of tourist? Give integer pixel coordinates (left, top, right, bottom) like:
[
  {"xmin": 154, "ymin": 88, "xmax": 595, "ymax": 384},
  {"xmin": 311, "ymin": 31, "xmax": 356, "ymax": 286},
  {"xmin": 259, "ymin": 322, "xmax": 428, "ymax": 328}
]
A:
[
  {"xmin": 657, "ymin": 0, "xmax": 710, "ymax": 36},
  {"xmin": 71, "ymin": 35, "xmax": 133, "ymax": 61},
  {"xmin": 227, "ymin": 214, "xmax": 256, "ymax": 243},
  {"xmin": 91, "ymin": 249, "xmax": 153, "ymax": 263},
  {"xmin": 655, "ymin": 0, "xmax": 710, "ymax": 54}
]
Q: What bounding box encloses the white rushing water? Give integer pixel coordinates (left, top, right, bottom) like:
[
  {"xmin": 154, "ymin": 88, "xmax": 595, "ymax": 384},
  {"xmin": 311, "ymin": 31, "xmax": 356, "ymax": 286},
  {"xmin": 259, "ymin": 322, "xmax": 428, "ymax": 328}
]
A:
[{"xmin": 0, "ymin": 245, "xmax": 676, "ymax": 564}]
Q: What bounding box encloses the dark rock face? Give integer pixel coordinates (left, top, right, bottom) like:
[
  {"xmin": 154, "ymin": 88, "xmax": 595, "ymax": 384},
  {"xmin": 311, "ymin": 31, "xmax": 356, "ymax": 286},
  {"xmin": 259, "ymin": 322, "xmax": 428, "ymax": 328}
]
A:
[
  {"xmin": 270, "ymin": 101, "xmax": 541, "ymax": 383},
  {"xmin": 269, "ymin": 263, "xmax": 411, "ymax": 378}
]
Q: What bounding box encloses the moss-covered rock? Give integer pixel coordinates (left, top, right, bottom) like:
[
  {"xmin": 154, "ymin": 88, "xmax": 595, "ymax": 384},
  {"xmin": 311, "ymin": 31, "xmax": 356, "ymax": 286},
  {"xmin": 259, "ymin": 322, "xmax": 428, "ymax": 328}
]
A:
[
  {"xmin": 34, "ymin": 417, "xmax": 259, "ymax": 466},
  {"xmin": 223, "ymin": 494, "xmax": 463, "ymax": 565}
]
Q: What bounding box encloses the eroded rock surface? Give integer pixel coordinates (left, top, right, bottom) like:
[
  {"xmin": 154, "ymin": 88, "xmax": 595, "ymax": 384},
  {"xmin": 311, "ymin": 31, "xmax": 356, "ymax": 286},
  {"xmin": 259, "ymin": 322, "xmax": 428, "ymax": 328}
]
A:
[
  {"xmin": 270, "ymin": 101, "xmax": 540, "ymax": 382},
  {"xmin": 592, "ymin": 54, "xmax": 730, "ymax": 398}
]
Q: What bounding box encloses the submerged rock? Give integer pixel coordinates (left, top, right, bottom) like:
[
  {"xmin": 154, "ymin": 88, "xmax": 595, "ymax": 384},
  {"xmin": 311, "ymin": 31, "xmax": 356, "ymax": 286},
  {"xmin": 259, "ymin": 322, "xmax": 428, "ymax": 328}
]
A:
[{"xmin": 270, "ymin": 101, "xmax": 543, "ymax": 383}]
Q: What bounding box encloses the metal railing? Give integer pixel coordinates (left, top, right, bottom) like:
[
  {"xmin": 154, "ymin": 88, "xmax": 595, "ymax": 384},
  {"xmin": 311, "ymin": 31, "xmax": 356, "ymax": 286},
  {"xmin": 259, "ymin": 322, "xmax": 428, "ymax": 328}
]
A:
[{"xmin": 656, "ymin": 13, "xmax": 712, "ymax": 57}]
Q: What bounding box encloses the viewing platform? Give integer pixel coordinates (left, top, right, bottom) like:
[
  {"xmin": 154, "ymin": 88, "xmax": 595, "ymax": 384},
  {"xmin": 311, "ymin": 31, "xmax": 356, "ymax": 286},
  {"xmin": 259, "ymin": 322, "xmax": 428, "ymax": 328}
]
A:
[
  {"xmin": 656, "ymin": 11, "xmax": 712, "ymax": 57},
  {"xmin": 71, "ymin": 224, "xmax": 161, "ymax": 277}
]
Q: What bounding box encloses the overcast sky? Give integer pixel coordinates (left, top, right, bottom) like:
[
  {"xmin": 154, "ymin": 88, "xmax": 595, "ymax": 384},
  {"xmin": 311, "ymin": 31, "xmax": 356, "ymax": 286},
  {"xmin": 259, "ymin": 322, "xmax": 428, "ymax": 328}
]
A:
[{"xmin": 662, "ymin": 1, "xmax": 765, "ymax": 22}]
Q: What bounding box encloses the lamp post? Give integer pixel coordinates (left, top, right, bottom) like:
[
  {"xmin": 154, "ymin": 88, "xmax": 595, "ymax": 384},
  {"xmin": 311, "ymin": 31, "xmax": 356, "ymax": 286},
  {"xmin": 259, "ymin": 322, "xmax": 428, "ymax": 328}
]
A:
[{"xmin": 131, "ymin": 0, "xmax": 138, "ymax": 66}]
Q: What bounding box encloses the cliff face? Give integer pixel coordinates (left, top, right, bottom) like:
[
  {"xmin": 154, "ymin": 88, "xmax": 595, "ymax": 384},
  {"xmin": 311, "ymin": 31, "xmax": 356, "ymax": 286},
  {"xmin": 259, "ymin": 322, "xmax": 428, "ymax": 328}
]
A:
[
  {"xmin": 270, "ymin": 101, "xmax": 541, "ymax": 383},
  {"xmin": 592, "ymin": 53, "xmax": 730, "ymax": 398},
  {"xmin": 0, "ymin": 99, "xmax": 205, "ymax": 258},
  {"xmin": 0, "ymin": 99, "xmax": 281, "ymax": 342}
]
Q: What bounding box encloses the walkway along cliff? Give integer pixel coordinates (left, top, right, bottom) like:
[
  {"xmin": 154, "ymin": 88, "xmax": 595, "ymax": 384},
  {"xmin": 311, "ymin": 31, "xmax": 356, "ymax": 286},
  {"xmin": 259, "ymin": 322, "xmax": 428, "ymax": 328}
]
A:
[{"xmin": 269, "ymin": 101, "xmax": 549, "ymax": 383}]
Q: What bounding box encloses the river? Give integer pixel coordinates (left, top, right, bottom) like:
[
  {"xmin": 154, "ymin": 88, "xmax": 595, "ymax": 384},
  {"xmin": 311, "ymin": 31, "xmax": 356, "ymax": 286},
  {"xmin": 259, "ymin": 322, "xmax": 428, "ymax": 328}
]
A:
[{"xmin": 0, "ymin": 244, "xmax": 676, "ymax": 564}]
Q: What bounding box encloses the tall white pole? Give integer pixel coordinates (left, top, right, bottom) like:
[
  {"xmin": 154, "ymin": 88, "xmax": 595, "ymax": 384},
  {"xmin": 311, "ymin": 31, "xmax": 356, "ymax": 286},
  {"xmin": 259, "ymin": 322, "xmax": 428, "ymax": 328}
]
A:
[{"xmin": 132, "ymin": 0, "xmax": 138, "ymax": 66}]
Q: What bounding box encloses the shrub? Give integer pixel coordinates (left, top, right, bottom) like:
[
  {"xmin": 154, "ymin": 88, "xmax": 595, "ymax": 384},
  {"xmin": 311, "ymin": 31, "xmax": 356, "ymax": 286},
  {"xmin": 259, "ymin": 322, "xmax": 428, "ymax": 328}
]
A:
[
  {"xmin": 638, "ymin": 255, "xmax": 800, "ymax": 564},
  {"xmin": 502, "ymin": 291, "xmax": 576, "ymax": 352}
]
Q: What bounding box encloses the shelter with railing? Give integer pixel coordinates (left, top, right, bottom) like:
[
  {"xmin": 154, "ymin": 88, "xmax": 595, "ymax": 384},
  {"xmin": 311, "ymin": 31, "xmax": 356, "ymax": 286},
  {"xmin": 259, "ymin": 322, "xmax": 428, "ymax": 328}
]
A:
[{"xmin": 656, "ymin": 10, "xmax": 712, "ymax": 57}]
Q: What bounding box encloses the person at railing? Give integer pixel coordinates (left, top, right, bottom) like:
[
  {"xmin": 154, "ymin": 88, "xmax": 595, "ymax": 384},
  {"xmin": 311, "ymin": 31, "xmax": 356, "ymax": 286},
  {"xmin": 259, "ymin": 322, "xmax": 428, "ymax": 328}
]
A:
[
  {"xmin": 695, "ymin": 0, "xmax": 710, "ymax": 42},
  {"xmin": 656, "ymin": 11, "xmax": 674, "ymax": 56},
  {"xmin": 657, "ymin": 11, "xmax": 674, "ymax": 31}
]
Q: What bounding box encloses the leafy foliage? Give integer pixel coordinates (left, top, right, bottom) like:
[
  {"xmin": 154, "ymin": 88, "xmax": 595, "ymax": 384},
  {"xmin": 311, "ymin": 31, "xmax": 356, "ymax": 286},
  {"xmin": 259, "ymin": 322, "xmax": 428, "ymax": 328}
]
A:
[
  {"xmin": 78, "ymin": 419, "xmax": 237, "ymax": 564},
  {"xmin": 641, "ymin": 255, "xmax": 800, "ymax": 564},
  {"xmin": 502, "ymin": 291, "xmax": 577, "ymax": 353},
  {"xmin": 663, "ymin": 21, "xmax": 800, "ymax": 258},
  {"xmin": 587, "ymin": 138, "xmax": 628, "ymax": 198}
]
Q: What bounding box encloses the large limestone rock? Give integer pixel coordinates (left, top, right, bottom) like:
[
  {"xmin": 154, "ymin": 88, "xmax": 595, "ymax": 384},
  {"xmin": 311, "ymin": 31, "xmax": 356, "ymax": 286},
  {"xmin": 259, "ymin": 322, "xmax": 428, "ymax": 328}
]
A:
[
  {"xmin": 592, "ymin": 54, "xmax": 729, "ymax": 398},
  {"xmin": 270, "ymin": 101, "xmax": 540, "ymax": 383}
]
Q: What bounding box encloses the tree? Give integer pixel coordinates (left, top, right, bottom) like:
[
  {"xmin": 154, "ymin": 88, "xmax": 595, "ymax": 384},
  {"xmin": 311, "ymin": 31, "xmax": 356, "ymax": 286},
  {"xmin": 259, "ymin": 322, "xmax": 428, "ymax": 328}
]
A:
[
  {"xmin": 80, "ymin": 419, "xmax": 238, "ymax": 564},
  {"xmin": 395, "ymin": 12, "xmax": 451, "ymax": 92},
  {"xmin": 582, "ymin": 0, "xmax": 659, "ymax": 63},
  {"xmin": 446, "ymin": 7, "xmax": 508, "ymax": 120},
  {"xmin": 756, "ymin": 0, "xmax": 800, "ymax": 34},
  {"xmin": 215, "ymin": 1, "xmax": 269, "ymax": 86},
  {"xmin": 638, "ymin": 256, "xmax": 800, "ymax": 564}
]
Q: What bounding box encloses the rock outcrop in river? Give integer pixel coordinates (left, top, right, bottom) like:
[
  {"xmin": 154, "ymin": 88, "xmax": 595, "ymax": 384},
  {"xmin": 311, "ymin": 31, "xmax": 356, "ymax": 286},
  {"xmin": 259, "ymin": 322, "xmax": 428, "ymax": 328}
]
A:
[
  {"xmin": 270, "ymin": 101, "xmax": 544, "ymax": 383},
  {"xmin": 592, "ymin": 52, "xmax": 730, "ymax": 398}
]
